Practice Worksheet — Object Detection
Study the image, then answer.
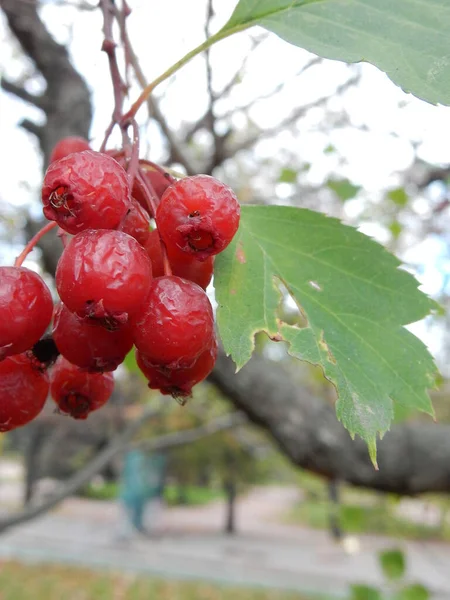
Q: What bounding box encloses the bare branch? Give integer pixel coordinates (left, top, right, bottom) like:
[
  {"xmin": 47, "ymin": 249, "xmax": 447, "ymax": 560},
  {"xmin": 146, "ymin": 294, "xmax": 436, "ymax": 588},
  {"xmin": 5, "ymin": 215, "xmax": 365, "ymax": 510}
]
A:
[
  {"xmin": 1, "ymin": 78, "xmax": 47, "ymax": 110},
  {"xmin": 134, "ymin": 411, "xmax": 247, "ymax": 452},
  {"xmin": 219, "ymin": 56, "xmax": 322, "ymax": 121},
  {"xmin": 224, "ymin": 72, "xmax": 360, "ymax": 159}
]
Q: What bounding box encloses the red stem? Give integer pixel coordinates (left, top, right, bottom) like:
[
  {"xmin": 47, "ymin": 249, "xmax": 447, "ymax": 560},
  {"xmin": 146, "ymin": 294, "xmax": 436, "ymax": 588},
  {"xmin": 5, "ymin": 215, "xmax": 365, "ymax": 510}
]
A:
[
  {"xmin": 159, "ymin": 238, "xmax": 173, "ymax": 277},
  {"xmin": 15, "ymin": 221, "xmax": 58, "ymax": 267}
]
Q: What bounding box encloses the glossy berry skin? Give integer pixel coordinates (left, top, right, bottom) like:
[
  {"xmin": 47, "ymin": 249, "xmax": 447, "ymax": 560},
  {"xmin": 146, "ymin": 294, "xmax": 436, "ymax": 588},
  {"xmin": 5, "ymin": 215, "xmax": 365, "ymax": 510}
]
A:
[
  {"xmin": 156, "ymin": 175, "xmax": 240, "ymax": 261},
  {"xmin": 56, "ymin": 229, "xmax": 152, "ymax": 329},
  {"xmin": 137, "ymin": 335, "xmax": 217, "ymax": 399},
  {"xmin": 0, "ymin": 354, "xmax": 49, "ymax": 432},
  {"xmin": 49, "ymin": 136, "xmax": 90, "ymax": 164},
  {"xmin": 121, "ymin": 197, "xmax": 151, "ymax": 245},
  {"xmin": 50, "ymin": 356, "xmax": 114, "ymax": 419},
  {"xmin": 42, "ymin": 150, "xmax": 131, "ymax": 234},
  {"xmin": 0, "ymin": 267, "xmax": 53, "ymax": 360},
  {"xmin": 145, "ymin": 229, "xmax": 214, "ymax": 290},
  {"xmin": 132, "ymin": 276, "xmax": 214, "ymax": 368},
  {"xmin": 52, "ymin": 303, "xmax": 133, "ymax": 372}
]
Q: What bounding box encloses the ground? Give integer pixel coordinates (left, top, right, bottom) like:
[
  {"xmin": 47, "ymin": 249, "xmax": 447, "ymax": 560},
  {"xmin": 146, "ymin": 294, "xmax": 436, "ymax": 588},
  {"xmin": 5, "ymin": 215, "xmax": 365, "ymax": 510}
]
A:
[{"xmin": 1, "ymin": 461, "xmax": 450, "ymax": 598}]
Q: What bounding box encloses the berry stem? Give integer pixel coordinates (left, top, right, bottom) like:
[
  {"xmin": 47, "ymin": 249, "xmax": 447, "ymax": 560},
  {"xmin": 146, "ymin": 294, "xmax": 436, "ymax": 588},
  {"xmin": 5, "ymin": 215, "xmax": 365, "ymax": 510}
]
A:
[
  {"xmin": 126, "ymin": 119, "xmax": 140, "ymax": 193},
  {"xmin": 160, "ymin": 238, "xmax": 173, "ymax": 277},
  {"xmin": 135, "ymin": 170, "xmax": 158, "ymax": 218},
  {"xmin": 122, "ymin": 28, "xmax": 241, "ymax": 124},
  {"xmin": 14, "ymin": 221, "xmax": 58, "ymax": 268}
]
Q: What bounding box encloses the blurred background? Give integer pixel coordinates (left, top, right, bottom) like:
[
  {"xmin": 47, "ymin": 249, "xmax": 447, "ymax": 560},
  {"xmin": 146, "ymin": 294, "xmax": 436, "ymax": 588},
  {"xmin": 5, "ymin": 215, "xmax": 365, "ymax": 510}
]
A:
[{"xmin": 1, "ymin": 1, "xmax": 450, "ymax": 598}]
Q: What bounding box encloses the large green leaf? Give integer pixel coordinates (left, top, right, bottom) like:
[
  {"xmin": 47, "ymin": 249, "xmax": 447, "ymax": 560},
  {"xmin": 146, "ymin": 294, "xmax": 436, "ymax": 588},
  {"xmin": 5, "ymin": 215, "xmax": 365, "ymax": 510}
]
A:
[
  {"xmin": 215, "ymin": 205, "xmax": 438, "ymax": 464},
  {"xmin": 221, "ymin": 0, "xmax": 450, "ymax": 107}
]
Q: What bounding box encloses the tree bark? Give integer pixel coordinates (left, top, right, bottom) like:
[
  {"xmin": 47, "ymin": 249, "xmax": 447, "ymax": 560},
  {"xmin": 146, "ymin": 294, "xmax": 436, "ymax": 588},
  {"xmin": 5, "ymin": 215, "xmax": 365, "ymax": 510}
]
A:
[{"xmin": 209, "ymin": 351, "xmax": 450, "ymax": 495}]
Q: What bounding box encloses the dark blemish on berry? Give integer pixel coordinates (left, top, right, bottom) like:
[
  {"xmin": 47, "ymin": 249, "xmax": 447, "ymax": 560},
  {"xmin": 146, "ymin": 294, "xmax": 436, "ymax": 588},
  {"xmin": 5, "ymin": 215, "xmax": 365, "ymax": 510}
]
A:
[{"xmin": 189, "ymin": 210, "xmax": 200, "ymax": 218}]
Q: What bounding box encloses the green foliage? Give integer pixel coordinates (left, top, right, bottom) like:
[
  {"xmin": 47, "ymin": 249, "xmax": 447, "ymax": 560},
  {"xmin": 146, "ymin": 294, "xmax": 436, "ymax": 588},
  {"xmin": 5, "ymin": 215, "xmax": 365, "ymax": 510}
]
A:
[
  {"xmin": 387, "ymin": 188, "xmax": 409, "ymax": 207},
  {"xmin": 393, "ymin": 585, "xmax": 429, "ymax": 600},
  {"xmin": 221, "ymin": 0, "xmax": 450, "ymax": 107},
  {"xmin": 379, "ymin": 549, "xmax": 406, "ymax": 581},
  {"xmin": 278, "ymin": 168, "xmax": 298, "ymax": 184},
  {"xmin": 164, "ymin": 484, "xmax": 224, "ymax": 506},
  {"xmin": 350, "ymin": 585, "xmax": 382, "ymax": 600},
  {"xmin": 0, "ymin": 562, "xmax": 309, "ymax": 600},
  {"xmin": 215, "ymin": 205, "xmax": 438, "ymax": 463},
  {"xmin": 327, "ymin": 179, "xmax": 361, "ymax": 202},
  {"xmin": 284, "ymin": 497, "xmax": 441, "ymax": 541}
]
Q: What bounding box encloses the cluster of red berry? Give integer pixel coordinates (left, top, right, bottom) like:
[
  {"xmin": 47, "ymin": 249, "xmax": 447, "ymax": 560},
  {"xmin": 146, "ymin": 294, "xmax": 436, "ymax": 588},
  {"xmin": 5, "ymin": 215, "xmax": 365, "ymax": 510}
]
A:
[{"xmin": 0, "ymin": 136, "xmax": 240, "ymax": 432}]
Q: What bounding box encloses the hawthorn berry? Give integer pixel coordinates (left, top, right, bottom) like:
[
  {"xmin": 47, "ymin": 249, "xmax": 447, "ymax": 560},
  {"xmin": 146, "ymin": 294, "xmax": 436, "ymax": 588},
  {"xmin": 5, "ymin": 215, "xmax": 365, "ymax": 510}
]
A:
[
  {"xmin": 0, "ymin": 354, "xmax": 49, "ymax": 431},
  {"xmin": 56, "ymin": 229, "xmax": 152, "ymax": 329},
  {"xmin": 0, "ymin": 266, "xmax": 53, "ymax": 360},
  {"xmin": 49, "ymin": 136, "xmax": 90, "ymax": 164},
  {"xmin": 132, "ymin": 276, "xmax": 214, "ymax": 368},
  {"xmin": 144, "ymin": 228, "xmax": 214, "ymax": 290},
  {"xmin": 42, "ymin": 149, "xmax": 131, "ymax": 234},
  {"xmin": 50, "ymin": 356, "xmax": 114, "ymax": 419},
  {"xmin": 121, "ymin": 197, "xmax": 151, "ymax": 245},
  {"xmin": 137, "ymin": 335, "xmax": 217, "ymax": 399},
  {"xmin": 52, "ymin": 303, "xmax": 133, "ymax": 372},
  {"xmin": 156, "ymin": 175, "xmax": 240, "ymax": 260}
]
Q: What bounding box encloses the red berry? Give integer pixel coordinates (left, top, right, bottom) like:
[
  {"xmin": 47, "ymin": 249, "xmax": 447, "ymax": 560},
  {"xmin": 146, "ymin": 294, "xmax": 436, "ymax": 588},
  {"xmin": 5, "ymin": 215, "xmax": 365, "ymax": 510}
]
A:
[
  {"xmin": 144, "ymin": 229, "xmax": 214, "ymax": 290},
  {"xmin": 42, "ymin": 150, "xmax": 131, "ymax": 234},
  {"xmin": 137, "ymin": 335, "xmax": 217, "ymax": 399},
  {"xmin": 0, "ymin": 354, "xmax": 49, "ymax": 431},
  {"xmin": 52, "ymin": 303, "xmax": 133, "ymax": 372},
  {"xmin": 132, "ymin": 276, "xmax": 214, "ymax": 368},
  {"xmin": 121, "ymin": 197, "xmax": 151, "ymax": 245},
  {"xmin": 56, "ymin": 229, "xmax": 152, "ymax": 329},
  {"xmin": 0, "ymin": 267, "xmax": 53, "ymax": 360},
  {"xmin": 49, "ymin": 136, "xmax": 90, "ymax": 164},
  {"xmin": 156, "ymin": 175, "xmax": 240, "ymax": 260},
  {"xmin": 50, "ymin": 356, "xmax": 114, "ymax": 419}
]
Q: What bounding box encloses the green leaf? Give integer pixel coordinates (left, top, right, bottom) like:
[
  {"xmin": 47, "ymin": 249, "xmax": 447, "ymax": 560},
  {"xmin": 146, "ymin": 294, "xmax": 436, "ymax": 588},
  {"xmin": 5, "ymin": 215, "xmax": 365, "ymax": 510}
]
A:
[
  {"xmin": 123, "ymin": 350, "xmax": 145, "ymax": 378},
  {"xmin": 221, "ymin": 0, "xmax": 450, "ymax": 107},
  {"xmin": 379, "ymin": 549, "xmax": 406, "ymax": 580},
  {"xmin": 215, "ymin": 205, "xmax": 438, "ymax": 464},
  {"xmin": 327, "ymin": 178, "xmax": 361, "ymax": 202},
  {"xmin": 387, "ymin": 188, "xmax": 409, "ymax": 207},
  {"xmin": 278, "ymin": 167, "xmax": 298, "ymax": 183},
  {"xmin": 389, "ymin": 220, "xmax": 403, "ymax": 240},
  {"xmin": 350, "ymin": 585, "xmax": 382, "ymax": 600},
  {"xmin": 394, "ymin": 584, "xmax": 429, "ymax": 600}
]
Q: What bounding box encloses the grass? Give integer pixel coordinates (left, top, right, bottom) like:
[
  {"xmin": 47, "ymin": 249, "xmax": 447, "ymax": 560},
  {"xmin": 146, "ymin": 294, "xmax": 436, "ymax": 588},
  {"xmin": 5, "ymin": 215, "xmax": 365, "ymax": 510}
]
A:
[
  {"xmin": 81, "ymin": 482, "xmax": 224, "ymax": 506},
  {"xmin": 286, "ymin": 471, "xmax": 450, "ymax": 541},
  {"xmin": 0, "ymin": 561, "xmax": 310, "ymax": 600},
  {"xmin": 285, "ymin": 500, "xmax": 443, "ymax": 540}
]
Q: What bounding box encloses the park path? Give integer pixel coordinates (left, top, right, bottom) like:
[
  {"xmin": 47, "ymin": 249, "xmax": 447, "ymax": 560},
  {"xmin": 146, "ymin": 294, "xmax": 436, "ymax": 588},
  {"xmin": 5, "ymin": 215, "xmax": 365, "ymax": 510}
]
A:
[{"xmin": 1, "ymin": 464, "xmax": 450, "ymax": 598}]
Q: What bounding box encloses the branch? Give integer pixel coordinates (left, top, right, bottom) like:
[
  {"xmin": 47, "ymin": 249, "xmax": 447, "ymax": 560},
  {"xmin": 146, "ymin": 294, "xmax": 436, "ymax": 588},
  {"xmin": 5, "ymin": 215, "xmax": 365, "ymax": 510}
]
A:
[
  {"xmin": 0, "ymin": 410, "xmax": 244, "ymax": 534},
  {"xmin": 134, "ymin": 411, "xmax": 247, "ymax": 451},
  {"xmin": 224, "ymin": 72, "xmax": 360, "ymax": 159},
  {"xmin": 1, "ymin": 0, "xmax": 92, "ymax": 166},
  {"xmin": 117, "ymin": 9, "xmax": 196, "ymax": 175},
  {"xmin": 209, "ymin": 350, "xmax": 450, "ymax": 496},
  {"xmin": 1, "ymin": 78, "xmax": 47, "ymax": 110}
]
